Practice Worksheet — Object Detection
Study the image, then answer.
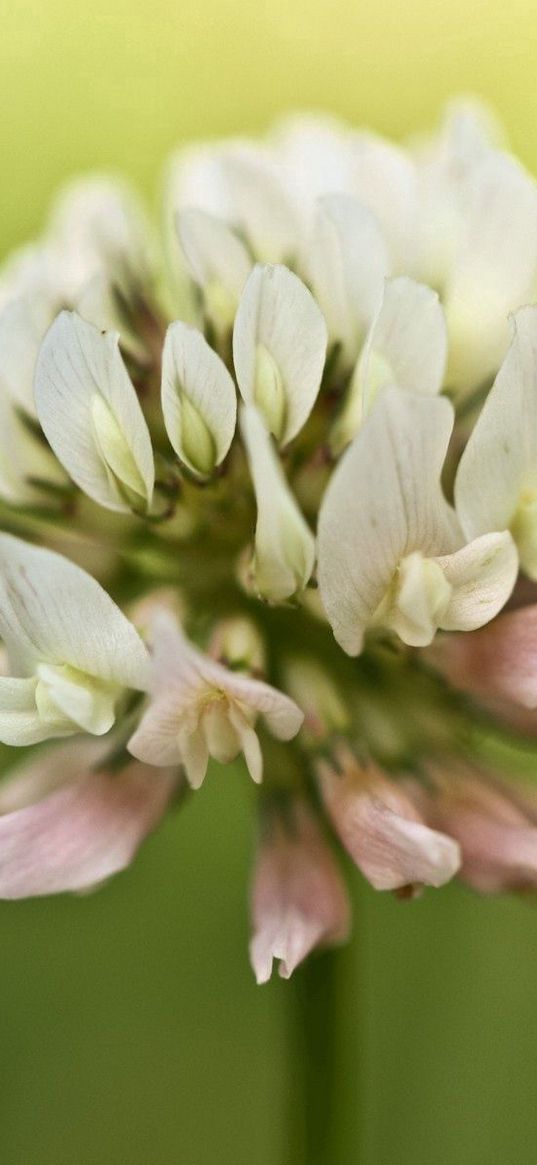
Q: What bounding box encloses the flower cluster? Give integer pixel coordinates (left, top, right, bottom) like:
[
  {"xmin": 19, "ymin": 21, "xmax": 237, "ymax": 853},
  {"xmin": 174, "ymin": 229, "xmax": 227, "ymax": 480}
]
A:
[{"xmin": 1, "ymin": 98, "xmax": 537, "ymax": 981}]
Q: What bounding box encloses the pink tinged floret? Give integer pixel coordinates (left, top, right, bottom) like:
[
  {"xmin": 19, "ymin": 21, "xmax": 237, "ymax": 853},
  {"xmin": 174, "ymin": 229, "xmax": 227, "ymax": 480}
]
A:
[
  {"xmin": 249, "ymin": 800, "xmax": 351, "ymax": 984},
  {"xmin": 317, "ymin": 750, "xmax": 460, "ymax": 893},
  {"xmin": 429, "ymin": 604, "xmax": 537, "ymax": 710},
  {"xmin": 0, "ymin": 738, "xmax": 178, "ymax": 898},
  {"xmin": 422, "ymin": 773, "xmax": 537, "ymax": 894}
]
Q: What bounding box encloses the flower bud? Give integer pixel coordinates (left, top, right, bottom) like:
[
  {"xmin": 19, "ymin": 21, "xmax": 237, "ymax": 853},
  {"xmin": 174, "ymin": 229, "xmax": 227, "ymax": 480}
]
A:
[
  {"xmin": 209, "ymin": 616, "xmax": 266, "ymax": 674},
  {"xmin": 161, "ymin": 321, "xmax": 237, "ymax": 480},
  {"xmin": 283, "ymin": 657, "xmax": 348, "ymax": 744},
  {"xmin": 240, "ymin": 404, "xmax": 315, "ymax": 603}
]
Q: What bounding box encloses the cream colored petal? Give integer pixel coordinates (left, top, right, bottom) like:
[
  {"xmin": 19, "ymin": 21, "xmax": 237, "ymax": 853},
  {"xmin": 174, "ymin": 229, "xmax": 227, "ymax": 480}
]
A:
[
  {"xmin": 318, "ymin": 390, "xmax": 459, "ymax": 655},
  {"xmin": 34, "ymin": 311, "xmax": 154, "ymax": 513},
  {"xmin": 161, "ymin": 321, "xmax": 237, "ymax": 478},
  {"xmin": 240, "ymin": 404, "xmax": 315, "ymax": 602},
  {"xmin": 307, "ymin": 193, "xmax": 390, "ymax": 366},
  {"xmin": 233, "ymin": 264, "xmax": 327, "ymax": 445},
  {"xmin": 0, "ymin": 533, "xmax": 149, "ymax": 688},
  {"xmin": 455, "ymin": 306, "xmax": 537, "ymax": 561}
]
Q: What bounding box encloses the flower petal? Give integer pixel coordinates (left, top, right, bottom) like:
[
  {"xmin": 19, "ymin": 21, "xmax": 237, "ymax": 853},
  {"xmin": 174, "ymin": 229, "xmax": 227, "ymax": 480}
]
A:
[
  {"xmin": 359, "ymin": 276, "xmax": 446, "ymax": 408},
  {"xmin": 161, "ymin": 321, "xmax": 237, "ymax": 478},
  {"xmin": 34, "ymin": 310, "xmax": 154, "ymax": 513},
  {"xmin": 444, "ymin": 155, "xmax": 537, "ymax": 392},
  {"xmin": 249, "ymin": 799, "xmax": 350, "ymax": 983},
  {"xmin": 429, "ymin": 603, "xmax": 537, "ymax": 710},
  {"xmin": 233, "ymin": 264, "xmax": 327, "ymax": 445},
  {"xmin": 177, "ymin": 207, "xmax": 252, "ymax": 306},
  {"xmin": 240, "ymin": 404, "xmax": 316, "ymax": 602},
  {"xmin": 435, "ymin": 531, "xmax": 517, "ymax": 631},
  {"xmin": 0, "ymin": 738, "xmax": 177, "ymax": 898},
  {"xmin": 455, "ymin": 306, "xmax": 537, "ymax": 573},
  {"xmin": 318, "ymin": 390, "xmax": 459, "ymax": 655},
  {"xmin": 0, "ymin": 532, "xmax": 150, "ymax": 688},
  {"xmin": 306, "ymin": 193, "xmax": 390, "ymax": 366},
  {"xmin": 318, "ymin": 754, "xmax": 460, "ymax": 891},
  {"xmin": 350, "ymin": 134, "xmax": 418, "ymax": 269}
]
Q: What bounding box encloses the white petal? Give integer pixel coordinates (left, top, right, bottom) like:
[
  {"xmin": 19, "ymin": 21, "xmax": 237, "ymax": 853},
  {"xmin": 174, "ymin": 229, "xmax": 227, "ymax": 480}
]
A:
[
  {"xmin": 214, "ymin": 144, "xmax": 298, "ymax": 263},
  {"xmin": 48, "ymin": 176, "xmax": 153, "ymax": 299},
  {"xmin": 273, "ymin": 113, "xmax": 355, "ymax": 208},
  {"xmin": 0, "ymin": 295, "xmax": 54, "ymax": 416},
  {"xmin": 240, "ymin": 404, "xmax": 316, "ymax": 602},
  {"xmin": 412, "ymin": 98, "xmax": 501, "ymax": 292},
  {"xmin": 306, "ymin": 193, "xmax": 390, "ymax": 366},
  {"xmin": 0, "ymin": 392, "xmax": 66, "ymax": 505},
  {"xmin": 318, "ymin": 390, "xmax": 459, "ymax": 655},
  {"xmin": 233, "ymin": 264, "xmax": 327, "ymax": 445},
  {"xmin": 334, "ymin": 276, "xmax": 448, "ymax": 450},
  {"xmin": 358, "ymin": 276, "xmax": 446, "ymax": 411},
  {"xmin": 0, "ymin": 533, "xmax": 150, "ymax": 688},
  {"xmin": 444, "ymin": 154, "xmax": 537, "ymax": 391},
  {"xmin": 34, "ymin": 310, "xmax": 154, "ymax": 512},
  {"xmin": 0, "ymin": 677, "xmax": 52, "ymax": 746},
  {"xmin": 161, "ymin": 321, "xmax": 237, "ymax": 477},
  {"xmin": 167, "ymin": 140, "xmax": 298, "ymax": 263},
  {"xmin": 350, "ymin": 134, "xmax": 418, "ymax": 269},
  {"xmin": 436, "ymin": 531, "xmax": 517, "ymax": 631},
  {"xmin": 128, "ymin": 610, "xmax": 303, "ymax": 767},
  {"xmin": 177, "ymin": 207, "xmax": 252, "ymax": 302},
  {"xmin": 0, "ymin": 738, "xmax": 176, "ymax": 898},
  {"xmin": 455, "ymin": 306, "xmax": 537, "ymax": 557}
]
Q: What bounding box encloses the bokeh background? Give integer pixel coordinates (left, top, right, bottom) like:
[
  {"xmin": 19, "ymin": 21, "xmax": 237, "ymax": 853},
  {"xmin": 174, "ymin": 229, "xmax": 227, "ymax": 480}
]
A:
[{"xmin": 2, "ymin": 1, "xmax": 537, "ymax": 1162}]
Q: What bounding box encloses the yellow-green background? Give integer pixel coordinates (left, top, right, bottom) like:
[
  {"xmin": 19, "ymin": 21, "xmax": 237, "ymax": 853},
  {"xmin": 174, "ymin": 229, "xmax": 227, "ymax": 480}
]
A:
[{"xmin": 2, "ymin": 2, "xmax": 537, "ymax": 1162}]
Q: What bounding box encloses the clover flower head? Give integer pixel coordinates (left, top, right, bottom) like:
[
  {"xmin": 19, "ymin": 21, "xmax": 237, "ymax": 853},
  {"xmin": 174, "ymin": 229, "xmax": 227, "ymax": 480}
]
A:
[{"xmin": 1, "ymin": 97, "xmax": 537, "ymax": 978}]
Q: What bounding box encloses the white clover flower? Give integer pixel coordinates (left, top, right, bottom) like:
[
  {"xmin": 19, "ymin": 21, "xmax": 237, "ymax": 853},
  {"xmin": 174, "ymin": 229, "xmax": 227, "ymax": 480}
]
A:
[
  {"xmin": 0, "ymin": 534, "xmax": 149, "ymax": 745},
  {"xmin": 1, "ymin": 99, "xmax": 537, "ymax": 982},
  {"xmin": 128, "ymin": 610, "xmax": 303, "ymax": 788},
  {"xmin": 34, "ymin": 311, "xmax": 155, "ymax": 513},
  {"xmin": 318, "ymin": 389, "xmax": 517, "ymax": 654}
]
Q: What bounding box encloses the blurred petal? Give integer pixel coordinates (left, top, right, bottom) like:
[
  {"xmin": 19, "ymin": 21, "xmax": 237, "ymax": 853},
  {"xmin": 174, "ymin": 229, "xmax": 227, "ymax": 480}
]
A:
[
  {"xmin": 177, "ymin": 207, "xmax": 252, "ymax": 316},
  {"xmin": 250, "ymin": 799, "xmax": 350, "ymax": 983},
  {"xmin": 350, "ymin": 134, "xmax": 418, "ymax": 269},
  {"xmin": 424, "ymin": 771, "xmax": 537, "ymax": 894},
  {"xmin": 0, "ymin": 738, "xmax": 177, "ymax": 898},
  {"xmin": 455, "ymin": 306, "xmax": 537, "ymax": 576},
  {"xmin": 430, "ymin": 603, "xmax": 537, "ymax": 710},
  {"xmin": 307, "ymin": 193, "xmax": 390, "ymax": 366},
  {"xmin": 445, "ymin": 155, "xmax": 537, "ymax": 392},
  {"xmin": 48, "ymin": 175, "xmax": 153, "ymax": 299}
]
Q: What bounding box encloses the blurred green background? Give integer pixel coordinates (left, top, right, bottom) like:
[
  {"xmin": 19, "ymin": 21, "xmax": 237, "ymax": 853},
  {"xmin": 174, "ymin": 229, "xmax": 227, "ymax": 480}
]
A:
[{"xmin": 2, "ymin": 1, "xmax": 537, "ymax": 1162}]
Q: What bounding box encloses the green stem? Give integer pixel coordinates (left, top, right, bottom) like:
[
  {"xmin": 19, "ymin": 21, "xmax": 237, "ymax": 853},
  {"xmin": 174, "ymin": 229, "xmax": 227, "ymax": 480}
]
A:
[{"xmin": 287, "ymin": 942, "xmax": 362, "ymax": 1165}]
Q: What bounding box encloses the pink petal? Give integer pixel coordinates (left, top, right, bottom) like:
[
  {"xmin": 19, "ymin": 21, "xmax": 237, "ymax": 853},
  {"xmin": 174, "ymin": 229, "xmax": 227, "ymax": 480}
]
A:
[
  {"xmin": 0, "ymin": 739, "xmax": 178, "ymax": 898},
  {"xmin": 430, "ymin": 605, "xmax": 537, "ymax": 710},
  {"xmin": 249, "ymin": 800, "xmax": 350, "ymax": 983},
  {"xmin": 423, "ymin": 772, "xmax": 537, "ymax": 894},
  {"xmin": 318, "ymin": 752, "xmax": 460, "ymax": 891}
]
